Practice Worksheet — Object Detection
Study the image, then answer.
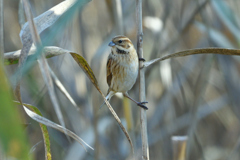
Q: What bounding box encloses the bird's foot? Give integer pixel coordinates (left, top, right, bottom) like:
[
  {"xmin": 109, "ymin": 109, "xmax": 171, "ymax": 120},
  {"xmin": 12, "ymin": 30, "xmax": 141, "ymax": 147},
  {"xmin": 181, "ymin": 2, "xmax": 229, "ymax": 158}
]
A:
[
  {"xmin": 137, "ymin": 101, "xmax": 148, "ymax": 110},
  {"xmin": 139, "ymin": 58, "xmax": 146, "ymax": 62}
]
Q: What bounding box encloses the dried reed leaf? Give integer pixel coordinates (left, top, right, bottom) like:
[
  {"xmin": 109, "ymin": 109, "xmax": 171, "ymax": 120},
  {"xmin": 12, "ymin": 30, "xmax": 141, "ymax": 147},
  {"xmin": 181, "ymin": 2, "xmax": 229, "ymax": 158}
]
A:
[
  {"xmin": 4, "ymin": 46, "xmax": 71, "ymax": 65},
  {"xmin": 22, "ymin": 0, "xmax": 67, "ymax": 140},
  {"xmin": 20, "ymin": 0, "xmax": 90, "ymax": 44},
  {"xmin": 15, "ymin": 0, "xmax": 91, "ymax": 79},
  {"xmin": 144, "ymin": 48, "xmax": 240, "ymax": 68},
  {"xmin": 4, "ymin": 46, "xmax": 79, "ymax": 111},
  {"xmin": 14, "ymin": 101, "xmax": 52, "ymax": 160},
  {"xmin": 22, "ymin": 103, "xmax": 94, "ymax": 151}
]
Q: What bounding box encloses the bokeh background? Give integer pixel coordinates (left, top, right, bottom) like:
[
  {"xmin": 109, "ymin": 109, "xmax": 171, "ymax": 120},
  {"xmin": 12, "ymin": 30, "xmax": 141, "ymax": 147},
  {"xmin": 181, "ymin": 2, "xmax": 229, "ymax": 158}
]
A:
[{"xmin": 3, "ymin": 0, "xmax": 240, "ymax": 159}]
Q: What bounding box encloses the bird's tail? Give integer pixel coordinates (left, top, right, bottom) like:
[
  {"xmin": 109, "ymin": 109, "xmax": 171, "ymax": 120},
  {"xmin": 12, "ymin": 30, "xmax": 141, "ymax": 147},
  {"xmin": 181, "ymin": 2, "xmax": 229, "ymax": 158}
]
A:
[{"xmin": 100, "ymin": 91, "xmax": 115, "ymax": 109}]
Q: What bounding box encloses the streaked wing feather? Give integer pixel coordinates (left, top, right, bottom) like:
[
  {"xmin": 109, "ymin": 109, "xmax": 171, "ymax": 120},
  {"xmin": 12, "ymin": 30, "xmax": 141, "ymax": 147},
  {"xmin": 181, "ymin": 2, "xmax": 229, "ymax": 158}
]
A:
[{"xmin": 107, "ymin": 56, "xmax": 113, "ymax": 87}]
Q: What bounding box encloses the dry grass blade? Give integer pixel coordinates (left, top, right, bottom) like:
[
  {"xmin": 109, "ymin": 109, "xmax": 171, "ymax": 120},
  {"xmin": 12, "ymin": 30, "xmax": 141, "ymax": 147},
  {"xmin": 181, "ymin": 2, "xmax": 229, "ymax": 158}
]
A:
[
  {"xmin": 70, "ymin": 52, "xmax": 134, "ymax": 153},
  {"xmin": 22, "ymin": 0, "xmax": 40, "ymax": 45},
  {"xmin": 49, "ymin": 68, "xmax": 79, "ymax": 110},
  {"xmin": 100, "ymin": 92, "xmax": 134, "ymax": 153},
  {"xmin": 14, "ymin": 0, "xmax": 91, "ymax": 78},
  {"xmin": 20, "ymin": 0, "xmax": 90, "ymax": 45},
  {"xmin": 22, "ymin": 105, "xmax": 93, "ymax": 151},
  {"xmin": 14, "ymin": 0, "xmax": 33, "ymax": 104},
  {"xmin": 14, "ymin": 101, "xmax": 51, "ymax": 160},
  {"xmin": 70, "ymin": 53, "xmax": 99, "ymax": 89},
  {"xmin": 22, "ymin": 0, "xmax": 71, "ymax": 157},
  {"xmin": 22, "ymin": 0, "xmax": 67, "ymax": 134},
  {"xmin": 98, "ymin": 103, "xmax": 135, "ymax": 152},
  {"xmin": 4, "ymin": 46, "xmax": 70, "ymax": 65},
  {"xmin": 143, "ymin": 48, "xmax": 240, "ymax": 68}
]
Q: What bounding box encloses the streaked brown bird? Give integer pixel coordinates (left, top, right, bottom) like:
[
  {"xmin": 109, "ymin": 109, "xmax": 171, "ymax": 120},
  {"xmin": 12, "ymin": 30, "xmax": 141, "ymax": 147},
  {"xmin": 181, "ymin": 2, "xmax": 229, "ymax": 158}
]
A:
[{"xmin": 102, "ymin": 35, "xmax": 148, "ymax": 110}]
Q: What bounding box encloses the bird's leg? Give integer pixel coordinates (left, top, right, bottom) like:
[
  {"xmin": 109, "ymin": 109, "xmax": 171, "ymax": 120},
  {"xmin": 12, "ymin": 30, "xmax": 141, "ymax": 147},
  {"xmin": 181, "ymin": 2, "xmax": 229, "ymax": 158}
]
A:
[
  {"xmin": 139, "ymin": 58, "xmax": 146, "ymax": 62},
  {"xmin": 123, "ymin": 93, "xmax": 148, "ymax": 110}
]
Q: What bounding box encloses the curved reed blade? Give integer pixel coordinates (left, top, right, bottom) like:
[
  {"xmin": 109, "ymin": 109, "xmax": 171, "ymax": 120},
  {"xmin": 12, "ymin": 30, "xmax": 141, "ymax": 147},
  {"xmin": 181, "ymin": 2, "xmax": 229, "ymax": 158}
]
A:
[
  {"xmin": 14, "ymin": 101, "xmax": 52, "ymax": 160},
  {"xmin": 22, "ymin": 103, "xmax": 94, "ymax": 151},
  {"xmin": 4, "ymin": 46, "xmax": 71, "ymax": 65},
  {"xmin": 143, "ymin": 48, "xmax": 240, "ymax": 68},
  {"xmin": 22, "ymin": 0, "xmax": 67, "ymax": 138}
]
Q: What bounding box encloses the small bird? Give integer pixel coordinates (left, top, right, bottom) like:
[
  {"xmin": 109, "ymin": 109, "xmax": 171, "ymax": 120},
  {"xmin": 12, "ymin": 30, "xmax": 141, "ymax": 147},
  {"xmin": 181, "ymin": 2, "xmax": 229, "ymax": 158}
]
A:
[{"xmin": 102, "ymin": 35, "xmax": 148, "ymax": 110}]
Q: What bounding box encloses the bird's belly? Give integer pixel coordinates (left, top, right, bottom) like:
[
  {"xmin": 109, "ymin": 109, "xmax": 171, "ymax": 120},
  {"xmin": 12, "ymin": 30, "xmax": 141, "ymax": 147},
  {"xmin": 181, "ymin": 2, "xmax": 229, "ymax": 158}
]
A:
[{"xmin": 112, "ymin": 62, "xmax": 138, "ymax": 93}]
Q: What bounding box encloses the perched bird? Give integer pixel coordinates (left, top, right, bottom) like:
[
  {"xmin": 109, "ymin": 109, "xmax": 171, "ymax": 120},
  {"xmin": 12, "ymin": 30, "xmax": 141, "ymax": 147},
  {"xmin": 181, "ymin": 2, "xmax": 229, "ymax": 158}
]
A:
[{"xmin": 102, "ymin": 35, "xmax": 148, "ymax": 110}]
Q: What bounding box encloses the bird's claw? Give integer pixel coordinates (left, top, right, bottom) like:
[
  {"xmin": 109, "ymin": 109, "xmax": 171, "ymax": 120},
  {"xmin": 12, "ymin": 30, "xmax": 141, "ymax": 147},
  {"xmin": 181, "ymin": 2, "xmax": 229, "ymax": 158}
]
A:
[
  {"xmin": 137, "ymin": 102, "xmax": 148, "ymax": 110},
  {"xmin": 139, "ymin": 58, "xmax": 146, "ymax": 62},
  {"xmin": 141, "ymin": 101, "xmax": 148, "ymax": 104}
]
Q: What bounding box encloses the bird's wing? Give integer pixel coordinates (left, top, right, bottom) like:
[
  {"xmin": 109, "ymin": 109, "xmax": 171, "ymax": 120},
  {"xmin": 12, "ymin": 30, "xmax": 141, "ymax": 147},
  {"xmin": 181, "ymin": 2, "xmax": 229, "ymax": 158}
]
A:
[{"xmin": 106, "ymin": 56, "xmax": 113, "ymax": 87}]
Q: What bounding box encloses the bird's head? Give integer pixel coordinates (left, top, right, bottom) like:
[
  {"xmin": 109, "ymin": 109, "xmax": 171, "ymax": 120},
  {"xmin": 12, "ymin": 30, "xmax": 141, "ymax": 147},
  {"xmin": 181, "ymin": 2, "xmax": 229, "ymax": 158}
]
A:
[{"xmin": 108, "ymin": 35, "xmax": 135, "ymax": 54}]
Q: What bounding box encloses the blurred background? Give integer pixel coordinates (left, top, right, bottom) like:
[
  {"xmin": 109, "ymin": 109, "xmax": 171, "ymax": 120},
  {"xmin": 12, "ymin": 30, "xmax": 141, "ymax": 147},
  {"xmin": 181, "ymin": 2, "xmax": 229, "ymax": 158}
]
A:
[{"xmin": 3, "ymin": 0, "xmax": 240, "ymax": 159}]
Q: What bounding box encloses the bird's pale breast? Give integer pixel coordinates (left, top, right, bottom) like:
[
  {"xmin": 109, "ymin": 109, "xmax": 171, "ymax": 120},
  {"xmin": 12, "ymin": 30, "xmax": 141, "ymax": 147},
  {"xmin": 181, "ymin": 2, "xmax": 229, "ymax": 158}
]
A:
[{"xmin": 109, "ymin": 53, "xmax": 138, "ymax": 93}]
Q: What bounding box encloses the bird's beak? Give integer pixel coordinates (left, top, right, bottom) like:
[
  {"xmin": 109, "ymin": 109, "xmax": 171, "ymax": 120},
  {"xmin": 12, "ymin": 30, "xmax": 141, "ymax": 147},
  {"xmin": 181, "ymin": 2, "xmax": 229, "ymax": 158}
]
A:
[{"xmin": 108, "ymin": 41, "xmax": 116, "ymax": 47}]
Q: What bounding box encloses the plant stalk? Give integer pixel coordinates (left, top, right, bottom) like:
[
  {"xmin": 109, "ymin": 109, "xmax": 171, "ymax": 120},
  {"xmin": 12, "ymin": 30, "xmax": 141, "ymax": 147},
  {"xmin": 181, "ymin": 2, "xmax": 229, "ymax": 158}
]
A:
[
  {"xmin": 172, "ymin": 136, "xmax": 188, "ymax": 160},
  {"xmin": 136, "ymin": 0, "xmax": 149, "ymax": 159}
]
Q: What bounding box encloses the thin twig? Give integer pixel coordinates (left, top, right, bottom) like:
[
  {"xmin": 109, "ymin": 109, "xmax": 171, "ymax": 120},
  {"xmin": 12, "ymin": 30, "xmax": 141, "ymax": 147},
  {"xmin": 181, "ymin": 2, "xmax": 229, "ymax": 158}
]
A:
[{"xmin": 136, "ymin": 0, "xmax": 149, "ymax": 159}]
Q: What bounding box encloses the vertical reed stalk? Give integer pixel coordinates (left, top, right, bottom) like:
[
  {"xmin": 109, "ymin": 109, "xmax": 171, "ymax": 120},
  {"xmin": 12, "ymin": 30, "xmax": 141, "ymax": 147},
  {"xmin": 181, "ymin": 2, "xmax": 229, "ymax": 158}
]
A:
[
  {"xmin": 136, "ymin": 0, "xmax": 149, "ymax": 159},
  {"xmin": 172, "ymin": 136, "xmax": 188, "ymax": 160}
]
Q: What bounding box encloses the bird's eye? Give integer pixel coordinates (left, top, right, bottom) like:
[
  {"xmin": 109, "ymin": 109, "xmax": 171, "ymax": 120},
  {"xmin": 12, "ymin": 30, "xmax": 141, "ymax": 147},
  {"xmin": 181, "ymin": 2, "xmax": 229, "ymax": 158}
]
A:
[{"xmin": 118, "ymin": 40, "xmax": 123, "ymax": 43}]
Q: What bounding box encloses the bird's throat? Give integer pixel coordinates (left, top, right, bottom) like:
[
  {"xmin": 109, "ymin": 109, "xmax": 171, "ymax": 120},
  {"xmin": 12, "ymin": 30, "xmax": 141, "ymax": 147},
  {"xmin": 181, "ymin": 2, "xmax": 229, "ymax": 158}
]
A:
[{"xmin": 116, "ymin": 48, "xmax": 128, "ymax": 54}]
